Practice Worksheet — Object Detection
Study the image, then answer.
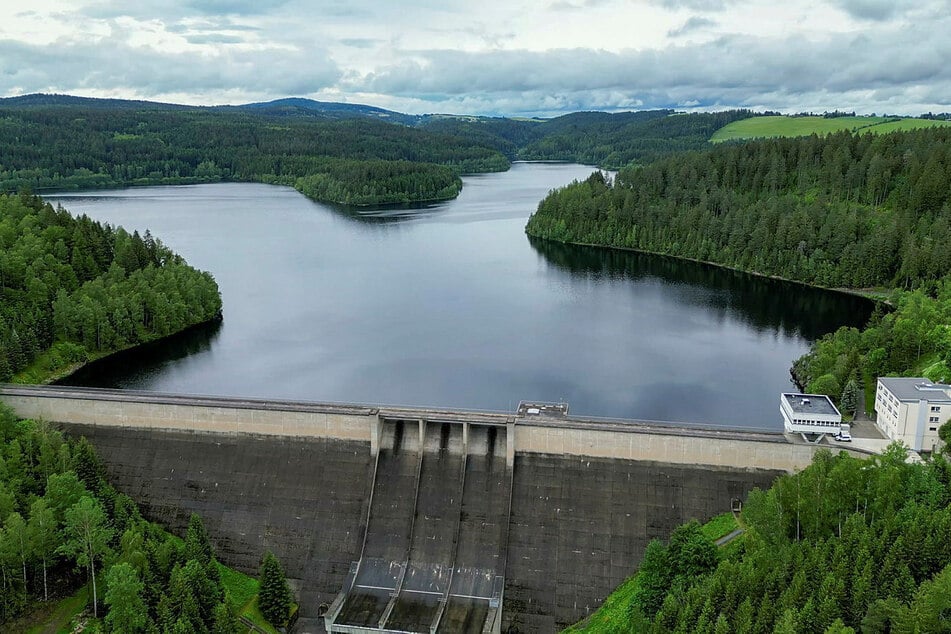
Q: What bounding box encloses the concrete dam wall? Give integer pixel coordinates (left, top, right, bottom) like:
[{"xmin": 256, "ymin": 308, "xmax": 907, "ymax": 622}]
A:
[{"xmin": 1, "ymin": 386, "xmax": 816, "ymax": 632}]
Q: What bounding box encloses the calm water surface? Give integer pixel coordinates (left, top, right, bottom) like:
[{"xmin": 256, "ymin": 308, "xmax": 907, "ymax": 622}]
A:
[{"xmin": 50, "ymin": 163, "xmax": 872, "ymax": 428}]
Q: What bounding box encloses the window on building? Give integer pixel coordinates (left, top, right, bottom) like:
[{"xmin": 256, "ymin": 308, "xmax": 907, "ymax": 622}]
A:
[
  {"xmin": 929, "ymin": 416, "xmax": 940, "ymax": 423},
  {"xmin": 931, "ymin": 406, "xmax": 941, "ymax": 412},
  {"xmin": 930, "ymin": 427, "xmax": 938, "ymax": 432}
]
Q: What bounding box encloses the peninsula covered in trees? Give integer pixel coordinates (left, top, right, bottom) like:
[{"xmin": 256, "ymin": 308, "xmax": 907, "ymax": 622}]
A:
[{"xmin": 0, "ymin": 191, "xmax": 222, "ymax": 383}]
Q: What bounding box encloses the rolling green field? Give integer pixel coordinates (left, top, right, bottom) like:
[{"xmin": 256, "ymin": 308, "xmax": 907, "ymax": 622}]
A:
[{"xmin": 711, "ymin": 115, "xmax": 951, "ymax": 142}]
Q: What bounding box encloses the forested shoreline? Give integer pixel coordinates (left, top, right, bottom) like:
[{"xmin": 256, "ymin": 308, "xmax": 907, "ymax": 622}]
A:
[
  {"xmin": 528, "ymin": 128, "xmax": 951, "ymax": 290},
  {"xmin": 0, "ymin": 192, "xmax": 222, "ymax": 383},
  {"xmin": 0, "ymin": 105, "xmax": 505, "ymax": 205},
  {"xmin": 0, "ymin": 98, "xmax": 761, "ymax": 207},
  {"xmin": 528, "ymin": 127, "xmax": 951, "ymax": 407}
]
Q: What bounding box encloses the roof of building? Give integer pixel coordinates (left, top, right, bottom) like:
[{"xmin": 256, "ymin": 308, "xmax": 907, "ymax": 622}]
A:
[
  {"xmin": 878, "ymin": 377, "xmax": 951, "ymax": 403},
  {"xmin": 782, "ymin": 393, "xmax": 840, "ymax": 416}
]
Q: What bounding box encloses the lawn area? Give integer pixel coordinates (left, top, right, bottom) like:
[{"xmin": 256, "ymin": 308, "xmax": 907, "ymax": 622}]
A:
[
  {"xmin": 219, "ymin": 562, "xmax": 259, "ymax": 611},
  {"xmin": 864, "ymin": 119, "xmax": 951, "ymax": 134},
  {"xmin": 217, "ymin": 562, "xmax": 282, "ymax": 633},
  {"xmin": 711, "ymin": 115, "xmax": 888, "ymax": 142},
  {"xmin": 699, "ymin": 512, "xmax": 738, "ymax": 542},
  {"xmin": 21, "ymin": 584, "xmax": 89, "ymax": 634},
  {"xmin": 562, "ymin": 574, "xmax": 640, "ymax": 634},
  {"xmin": 711, "ymin": 115, "xmax": 951, "ymax": 143}
]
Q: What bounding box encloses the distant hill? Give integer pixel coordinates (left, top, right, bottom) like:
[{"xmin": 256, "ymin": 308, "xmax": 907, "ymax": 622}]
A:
[
  {"xmin": 711, "ymin": 115, "xmax": 951, "ymax": 142},
  {"xmin": 516, "ymin": 109, "xmax": 756, "ymax": 168},
  {"xmin": 228, "ymin": 97, "xmax": 423, "ymax": 125},
  {"xmin": 0, "ymin": 93, "xmax": 192, "ymax": 110}
]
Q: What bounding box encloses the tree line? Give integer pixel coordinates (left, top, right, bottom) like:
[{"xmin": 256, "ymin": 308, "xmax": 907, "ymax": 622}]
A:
[
  {"xmin": 0, "ymin": 105, "xmax": 507, "ymax": 205},
  {"xmin": 291, "ymin": 158, "xmax": 461, "ymax": 206},
  {"xmin": 420, "ymin": 110, "xmax": 758, "ymax": 169},
  {"xmin": 0, "ymin": 405, "xmax": 294, "ymax": 631},
  {"xmin": 517, "ymin": 110, "xmax": 756, "ymax": 168},
  {"xmin": 579, "ymin": 445, "xmax": 951, "ymax": 633},
  {"xmin": 793, "ymin": 283, "xmax": 951, "ymax": 406},
  {"xmin": 528, "ymin": 127, "xmax": 951, "ymax": 291},
  {"xmin": 526, "ymin": 126, "xmax": 951, "ymax": 409},
  {"xmin": 0, "ymin": 98, "xmax": 765, "ymax": 203},
  {"xmin": 0, "ymin": 192, "xmax": 221, "ymax": 382}
]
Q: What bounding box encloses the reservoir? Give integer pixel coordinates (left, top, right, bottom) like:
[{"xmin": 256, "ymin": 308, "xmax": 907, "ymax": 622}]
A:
[{"xmin": 50, "ymin": 163, "xmax": 872, "ymax": 428}]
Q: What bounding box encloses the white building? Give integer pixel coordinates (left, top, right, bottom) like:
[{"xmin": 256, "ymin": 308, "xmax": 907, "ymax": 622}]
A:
[
  {"xmin": 780, "ymin": 393, "xmax": 842, "ymax": 439},
  {"xmin": 875, "ymin": 377, "xmax": 950, "ymax": 452}
]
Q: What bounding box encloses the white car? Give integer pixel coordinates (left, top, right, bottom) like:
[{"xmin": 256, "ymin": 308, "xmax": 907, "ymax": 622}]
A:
[{"xmin": 833, "ymin": 432, "xmax": 852, "ymax": 442}]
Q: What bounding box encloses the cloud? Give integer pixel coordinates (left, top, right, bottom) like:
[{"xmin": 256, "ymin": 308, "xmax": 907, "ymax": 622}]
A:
[
  {"xmin": 183, "ymin": 33, "xmax": 248, "ymax": 44},
  {"xmin": 832, "ymin": 0, "xmax": 913, "ymax": 21},
  {"xmin": 181, "ymin": 0, "xmax": 293, "ymax": 15},
  {"xmin": 165, "ymin": 18, "xmax": 261, "ymax": 34},
  {"xmin": 652, "ymin": 0, "xmax": 733, "ymax": 11},
  {"xmin": 350, "ymin": 20, "xmax": 951, "ymax": 115},
  {"xmin": 668, "ymin": 16, "xmax": 717, "ymax": 37},
  {"xmin": 4, "ymin": 0, "xmax": 951, "ymax": 116},
  {"xmin": 0, "ymin": 36, "xmax": 341, "ymax": 99},
  {"xmin": 548, "ymin": 0, "xmax": 612, "ymax": 10},
  {"xmin": 339, "ymin": 38, "xmax": 381, "ymax": 49}
]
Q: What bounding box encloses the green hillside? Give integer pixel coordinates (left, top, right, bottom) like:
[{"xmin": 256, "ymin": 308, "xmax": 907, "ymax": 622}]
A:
[{"xmin": 711, "ymin": 115, "xmax": 951, "ymax": 142}]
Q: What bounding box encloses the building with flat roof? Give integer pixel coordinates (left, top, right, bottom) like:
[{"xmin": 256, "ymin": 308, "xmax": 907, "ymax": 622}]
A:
[
  {"xmin": 875, "ymin": 377, "xmax": 951, "ymax": 452},
  {"xmin": 780, "ymin": 393, "xmax": 842, "ymax": 439}
]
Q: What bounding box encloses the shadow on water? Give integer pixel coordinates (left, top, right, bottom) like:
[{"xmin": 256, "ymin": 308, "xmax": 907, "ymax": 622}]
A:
[
  {"xmin": 57, "ymin": 318, "xmax": 223, "ymax": 389},
  {"xmin": 318, "ymin": 199, "xmax": 449, "ymax": 225},
  {"xmin": 528, "ymin": 237, "xmax": 876, "ymax": 341}
]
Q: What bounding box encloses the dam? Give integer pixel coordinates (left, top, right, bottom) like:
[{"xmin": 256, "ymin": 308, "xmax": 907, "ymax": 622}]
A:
[{"xmin": 0, "ymin": 385, "xmax": 833, "ymax": 632}]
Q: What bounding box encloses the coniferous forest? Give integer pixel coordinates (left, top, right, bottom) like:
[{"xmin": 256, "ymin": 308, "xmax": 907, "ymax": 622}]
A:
[
  {"xmin": 0, "ymin": 105, "xmax": 505, "ymax": 205},
  {"xmin": 528, "ymin": 128, "xmax": 951, "ymax": 290},
  {"xmin": 528, "ymin": 126, "xmax": 951, "ymax": 401},
  {"xmin": 0, "ymin": 192, "xmax": 222, "ymax": 382},
  {"xmin": 570, "ymin": 445, "xmax": 951, "ymax": 633}
]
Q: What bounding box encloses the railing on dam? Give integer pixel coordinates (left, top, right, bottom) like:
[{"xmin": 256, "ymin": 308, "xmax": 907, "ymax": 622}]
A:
[{"xmin": 0, "ymin": 383, "xmax": 850, "ymax": 472}]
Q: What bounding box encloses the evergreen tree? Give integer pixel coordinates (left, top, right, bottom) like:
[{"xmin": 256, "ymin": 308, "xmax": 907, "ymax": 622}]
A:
[
  {"xmin": 258, "ymin": 551, "xmax": 292, "ymax": 626},
  {"xmin": 184, "ymin": 513, "xmax": 214, "ymax": 567},
  {"xmin": 211, "ymin": 601, "xmax": 239, "ymax": 634},
  {"xmin": 840, "ymin": 377, "xmax": 860, "ymax": 415}
]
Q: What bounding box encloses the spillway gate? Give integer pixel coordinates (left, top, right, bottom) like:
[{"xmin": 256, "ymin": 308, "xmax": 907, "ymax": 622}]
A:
[{"xmin": 325, "ymin": 417, "xmax": 512, "ymax": 633}]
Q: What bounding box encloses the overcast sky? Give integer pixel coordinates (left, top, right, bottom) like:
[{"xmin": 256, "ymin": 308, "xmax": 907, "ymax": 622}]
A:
[{"xmin": 1, "ymin": 0, "xmax": 949, "ymax": 117}]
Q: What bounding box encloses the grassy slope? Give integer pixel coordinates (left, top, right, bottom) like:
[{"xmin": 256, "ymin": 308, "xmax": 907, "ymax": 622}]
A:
[
  {"xmin": 563, "ymin": 513, "xmax": 739, "ymax": 633},
  {"xmin": 21, "ymin": 584, "xmax": 91, "ymax": 634},
  {"xmin": 869, "ymin": 119, "xmax": 951, "ymax": 133},
  {"xmin": 711, "ymin": 115, "xmax": 951, "ymax": 142}
]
